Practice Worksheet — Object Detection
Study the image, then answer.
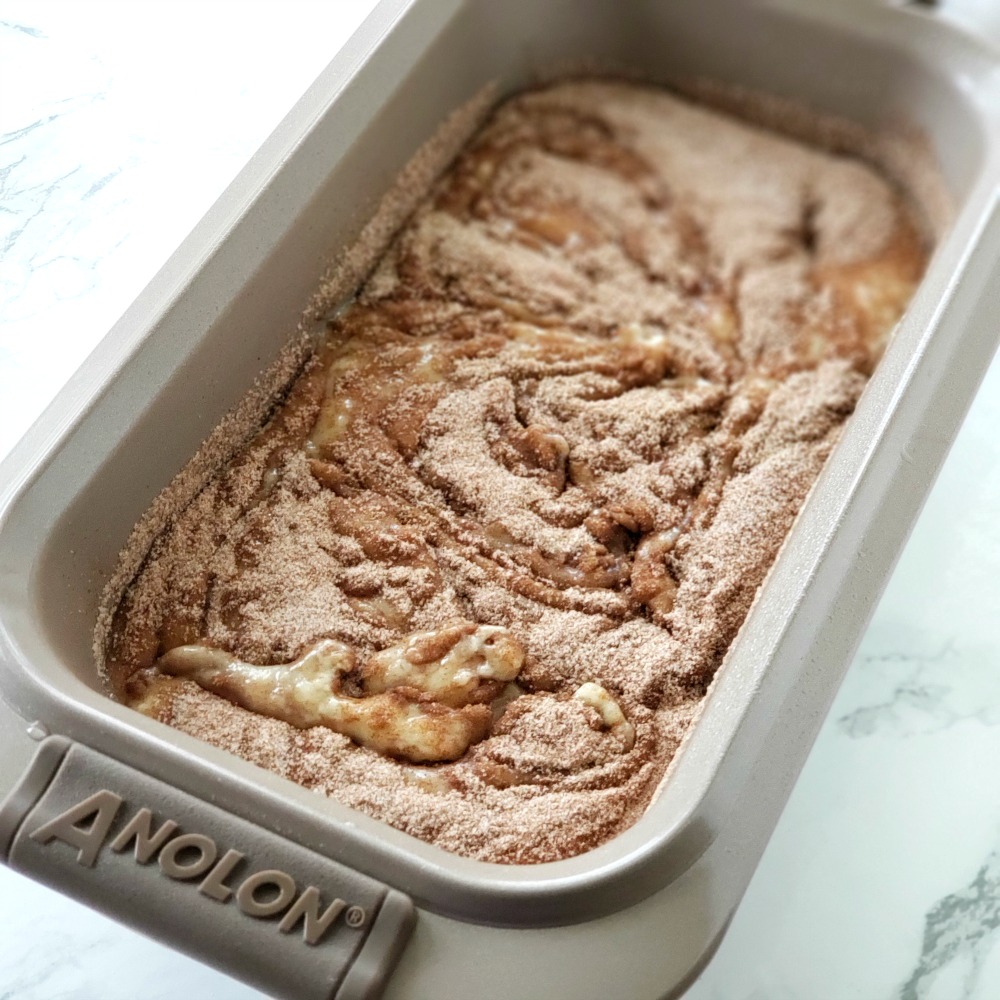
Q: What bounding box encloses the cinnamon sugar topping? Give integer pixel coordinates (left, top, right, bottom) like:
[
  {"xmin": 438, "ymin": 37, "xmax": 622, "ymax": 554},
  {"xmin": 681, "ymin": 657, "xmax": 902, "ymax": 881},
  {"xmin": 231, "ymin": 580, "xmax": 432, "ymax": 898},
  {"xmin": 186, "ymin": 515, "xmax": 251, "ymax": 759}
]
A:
[{"xmin": 99, "ymin": 80, "xmax": 931, "ymax": 863}]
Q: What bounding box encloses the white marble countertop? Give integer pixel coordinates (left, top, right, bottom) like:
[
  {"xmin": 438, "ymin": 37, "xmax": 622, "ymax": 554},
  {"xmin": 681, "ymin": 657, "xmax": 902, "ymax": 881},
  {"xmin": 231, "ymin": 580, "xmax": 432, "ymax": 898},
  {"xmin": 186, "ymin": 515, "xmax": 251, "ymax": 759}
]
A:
[{"xmin": 2, "ymin": 2, "xmax": 999, "ymax": 998}]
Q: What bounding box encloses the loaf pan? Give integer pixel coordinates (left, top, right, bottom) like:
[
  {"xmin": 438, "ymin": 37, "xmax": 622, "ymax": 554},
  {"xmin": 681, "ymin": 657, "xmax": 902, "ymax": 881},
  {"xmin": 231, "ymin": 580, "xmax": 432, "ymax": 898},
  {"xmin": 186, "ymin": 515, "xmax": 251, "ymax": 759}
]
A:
[{"xmin": 1, "ymin": 1, "xmax": 999, "ymax": 998}]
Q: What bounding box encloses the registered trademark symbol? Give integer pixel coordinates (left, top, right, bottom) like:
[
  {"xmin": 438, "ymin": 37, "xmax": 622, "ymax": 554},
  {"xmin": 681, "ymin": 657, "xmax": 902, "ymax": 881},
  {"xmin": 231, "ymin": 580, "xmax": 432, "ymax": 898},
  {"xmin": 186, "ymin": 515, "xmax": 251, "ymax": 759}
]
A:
[{"xmin": 345, "ymin": 906, "xmax": 366, "ymax": 928}]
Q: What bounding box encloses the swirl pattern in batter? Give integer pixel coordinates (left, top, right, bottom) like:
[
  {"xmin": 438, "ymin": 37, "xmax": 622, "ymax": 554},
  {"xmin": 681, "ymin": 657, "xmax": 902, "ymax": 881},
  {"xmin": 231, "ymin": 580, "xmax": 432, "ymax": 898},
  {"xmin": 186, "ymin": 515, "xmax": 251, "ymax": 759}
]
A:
[{"xmin": 103, "ymin": 80, "xmax": 929, "ymax": 862}]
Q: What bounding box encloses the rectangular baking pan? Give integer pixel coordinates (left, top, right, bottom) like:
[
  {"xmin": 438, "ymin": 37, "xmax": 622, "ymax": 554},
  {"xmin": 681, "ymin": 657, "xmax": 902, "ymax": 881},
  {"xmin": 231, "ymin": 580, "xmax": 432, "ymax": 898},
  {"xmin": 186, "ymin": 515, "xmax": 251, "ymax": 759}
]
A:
[{"xmin": 1, "ymin": 1, "xmax": 999, "ymax": 998}]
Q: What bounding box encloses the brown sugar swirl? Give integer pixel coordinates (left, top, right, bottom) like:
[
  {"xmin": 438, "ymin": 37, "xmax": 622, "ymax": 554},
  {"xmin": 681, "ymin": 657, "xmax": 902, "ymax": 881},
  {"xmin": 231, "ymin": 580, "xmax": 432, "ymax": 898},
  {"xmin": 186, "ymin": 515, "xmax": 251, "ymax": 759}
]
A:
[{"xmin": 101, "ymin": 80, "xmax": 930, "ymax": 863}]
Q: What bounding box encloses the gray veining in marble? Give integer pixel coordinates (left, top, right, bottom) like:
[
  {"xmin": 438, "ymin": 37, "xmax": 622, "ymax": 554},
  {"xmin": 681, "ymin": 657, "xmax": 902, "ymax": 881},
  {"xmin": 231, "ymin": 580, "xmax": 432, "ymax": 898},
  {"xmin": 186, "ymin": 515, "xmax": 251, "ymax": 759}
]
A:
[
  {"xmin": 838, "ymin": 633, "xmax": 1000, "ymax": 739},
  {"xmin": 900, "ymin": 842, "xmax": 1000, "ymax": 1000}
]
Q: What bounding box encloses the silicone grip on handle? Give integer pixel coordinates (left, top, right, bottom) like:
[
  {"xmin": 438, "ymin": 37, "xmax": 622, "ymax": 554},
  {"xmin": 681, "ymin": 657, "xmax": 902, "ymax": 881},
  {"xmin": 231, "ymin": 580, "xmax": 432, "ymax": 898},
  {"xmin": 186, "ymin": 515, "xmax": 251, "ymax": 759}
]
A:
[{"xmin": 0, "ymin": 737, "xmax": 414, "ymax": 1000}]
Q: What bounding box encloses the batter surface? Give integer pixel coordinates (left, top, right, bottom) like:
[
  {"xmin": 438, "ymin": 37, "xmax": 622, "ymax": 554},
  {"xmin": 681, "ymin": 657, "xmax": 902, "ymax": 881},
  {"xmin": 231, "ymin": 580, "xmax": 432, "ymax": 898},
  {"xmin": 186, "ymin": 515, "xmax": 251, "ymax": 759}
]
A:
[{"xmin": 101, "ymin": 80, "xmax": 927, "ymax": 862}]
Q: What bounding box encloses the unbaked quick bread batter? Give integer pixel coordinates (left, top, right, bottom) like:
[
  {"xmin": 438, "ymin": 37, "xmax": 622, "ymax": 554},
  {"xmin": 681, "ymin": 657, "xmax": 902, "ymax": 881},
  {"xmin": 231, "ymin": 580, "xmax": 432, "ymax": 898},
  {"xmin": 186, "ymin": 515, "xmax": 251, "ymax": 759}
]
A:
[{"xmin": 99, "ymin": 80, "xmax": 929, "ymax": 863}]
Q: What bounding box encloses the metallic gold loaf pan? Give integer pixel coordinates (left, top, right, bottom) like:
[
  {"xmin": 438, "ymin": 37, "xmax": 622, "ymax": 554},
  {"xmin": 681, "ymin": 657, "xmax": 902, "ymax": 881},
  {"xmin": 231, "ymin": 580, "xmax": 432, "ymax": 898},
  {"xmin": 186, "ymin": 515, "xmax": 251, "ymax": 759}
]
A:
[{"xmin": 1, "ymin": 2, "xmax": 999, "ymax": 998}]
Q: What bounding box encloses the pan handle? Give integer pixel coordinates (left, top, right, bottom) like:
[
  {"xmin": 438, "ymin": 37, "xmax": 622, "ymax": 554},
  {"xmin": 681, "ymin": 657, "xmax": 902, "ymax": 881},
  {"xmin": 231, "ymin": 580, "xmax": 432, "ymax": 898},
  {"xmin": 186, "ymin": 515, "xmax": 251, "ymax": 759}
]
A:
[{"xmin": 0, "ymin": 737, "xmax": 414, "ymax": 1000}]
